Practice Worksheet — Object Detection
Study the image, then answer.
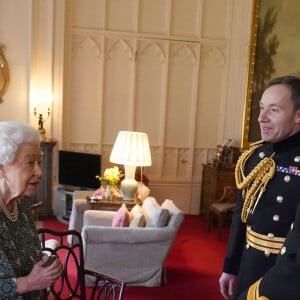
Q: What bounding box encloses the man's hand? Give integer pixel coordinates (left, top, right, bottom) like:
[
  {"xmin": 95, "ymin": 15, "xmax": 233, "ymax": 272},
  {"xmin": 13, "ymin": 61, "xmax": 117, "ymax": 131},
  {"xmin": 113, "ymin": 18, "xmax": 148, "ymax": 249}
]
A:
[{"xmin": 219, "ymin": 272, "xmax": 237, "ymax": 299}]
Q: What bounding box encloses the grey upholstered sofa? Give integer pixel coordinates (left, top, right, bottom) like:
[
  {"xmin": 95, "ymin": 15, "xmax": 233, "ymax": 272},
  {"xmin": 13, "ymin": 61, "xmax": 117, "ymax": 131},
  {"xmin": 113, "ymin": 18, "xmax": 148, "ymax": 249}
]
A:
[{"xmin": 81, "ymin": 198, "xmax": 184, "ymax": 287}]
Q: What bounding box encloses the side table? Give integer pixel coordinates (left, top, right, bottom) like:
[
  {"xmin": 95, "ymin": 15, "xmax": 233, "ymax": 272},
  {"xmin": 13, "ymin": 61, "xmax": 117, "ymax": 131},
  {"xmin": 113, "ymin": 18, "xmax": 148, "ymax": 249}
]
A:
[{"xmin": 86, "ymin": 197, "xmax": 136, "ymax": 211}]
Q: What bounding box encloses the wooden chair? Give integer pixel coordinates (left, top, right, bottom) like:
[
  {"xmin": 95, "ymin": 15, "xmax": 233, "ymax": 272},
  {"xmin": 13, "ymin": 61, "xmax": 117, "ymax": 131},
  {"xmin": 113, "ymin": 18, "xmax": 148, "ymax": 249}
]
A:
[
  {"xmin": 207, "ymin": 185, "xmax": 237, "ymax": 241},
  {"xmin": 38, "ymin": 228, "xmax": 126, "ymax": 300}
]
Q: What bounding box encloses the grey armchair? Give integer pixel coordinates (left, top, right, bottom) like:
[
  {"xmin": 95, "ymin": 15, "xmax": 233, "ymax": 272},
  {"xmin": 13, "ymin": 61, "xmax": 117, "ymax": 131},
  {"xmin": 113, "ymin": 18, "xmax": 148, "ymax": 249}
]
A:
[{"xmin": 81, "ymin": 199, "xmax": 184, "ymax": 287}]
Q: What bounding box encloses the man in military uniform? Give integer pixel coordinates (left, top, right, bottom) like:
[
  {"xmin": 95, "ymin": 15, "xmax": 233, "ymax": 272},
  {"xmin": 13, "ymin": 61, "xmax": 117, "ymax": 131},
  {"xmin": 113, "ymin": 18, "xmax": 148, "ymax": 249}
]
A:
[
  {"xmin": 219, "ymin": 75, "xmax": 300, "ymax": 299},
  {"xmin": 238, "ymin": 200, "xmax": 300, "ymax": 300}
]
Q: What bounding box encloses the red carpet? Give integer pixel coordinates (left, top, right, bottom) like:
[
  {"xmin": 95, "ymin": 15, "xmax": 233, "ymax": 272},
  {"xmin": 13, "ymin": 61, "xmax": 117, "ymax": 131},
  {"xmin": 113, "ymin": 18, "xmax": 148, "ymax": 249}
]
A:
[{"xmin": 41, "ymin": 214, "xmax": 229, "ymax": 300}]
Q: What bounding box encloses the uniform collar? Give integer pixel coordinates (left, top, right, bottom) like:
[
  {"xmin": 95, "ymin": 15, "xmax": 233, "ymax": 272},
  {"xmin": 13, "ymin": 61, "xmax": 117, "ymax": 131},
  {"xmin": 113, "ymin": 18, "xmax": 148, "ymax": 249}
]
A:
[{"xmin": 270, "ymin": 131, "xmax": 300, "ymax": 154}]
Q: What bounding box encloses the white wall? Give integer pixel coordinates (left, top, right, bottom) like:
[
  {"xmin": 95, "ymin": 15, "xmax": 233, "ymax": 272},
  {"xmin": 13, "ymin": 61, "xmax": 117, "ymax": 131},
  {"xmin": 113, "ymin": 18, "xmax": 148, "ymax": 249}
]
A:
[
  {"xmin": 0, "ymin": 0, "xmax": 32, "ymax": 123},
  {"xmin": 0, "ymin": 0, "xmax": 254, "ymax": 214}
]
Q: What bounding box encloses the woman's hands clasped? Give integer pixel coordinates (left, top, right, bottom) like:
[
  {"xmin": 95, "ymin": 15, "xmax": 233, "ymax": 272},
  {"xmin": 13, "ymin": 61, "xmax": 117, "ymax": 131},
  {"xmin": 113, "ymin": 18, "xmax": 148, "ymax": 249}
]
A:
[{"xmin": 16, "ymin": 255, "xmax": 63, "ymax": 294}]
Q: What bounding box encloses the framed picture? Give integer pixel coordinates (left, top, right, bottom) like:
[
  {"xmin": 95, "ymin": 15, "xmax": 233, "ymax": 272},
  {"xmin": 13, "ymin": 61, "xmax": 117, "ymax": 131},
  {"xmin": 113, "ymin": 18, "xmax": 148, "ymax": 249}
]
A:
[
  {"xmin": 241, "ymin": 0, "xmax": 300, "ymax": 148},
  {"xmin": 0, "ymin": 44, "xmax": 10, "ymax": 103}
]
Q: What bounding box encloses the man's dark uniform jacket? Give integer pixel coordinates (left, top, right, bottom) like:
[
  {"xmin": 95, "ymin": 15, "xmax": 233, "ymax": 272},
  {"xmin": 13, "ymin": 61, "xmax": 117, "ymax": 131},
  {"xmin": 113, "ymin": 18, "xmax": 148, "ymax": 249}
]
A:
[
  {"xmin": 238, "ymin": 199, "xmax": 300, "ymax": 299},
  {"xmin": 222, "ymin": 131, "xmax": 300, "ymax": 299}
]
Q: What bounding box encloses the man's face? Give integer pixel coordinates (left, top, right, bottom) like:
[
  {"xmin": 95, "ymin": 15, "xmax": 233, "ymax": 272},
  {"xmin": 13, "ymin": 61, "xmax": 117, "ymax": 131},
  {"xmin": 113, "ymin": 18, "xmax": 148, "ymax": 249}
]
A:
[{"xmin": 258, "ymin": 84, "xmax": 300, "ymax": 143}]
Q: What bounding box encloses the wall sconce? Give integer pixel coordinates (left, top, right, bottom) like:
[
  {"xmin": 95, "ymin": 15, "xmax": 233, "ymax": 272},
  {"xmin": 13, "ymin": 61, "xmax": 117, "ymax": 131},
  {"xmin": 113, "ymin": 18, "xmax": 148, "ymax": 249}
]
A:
[
  {"xmin": 33, "ymin": 106, "xmax": 51, "ymax": 141},
  {"xmin": 110, "ymin": 131, "xmax": 152, "ymax": 201}
]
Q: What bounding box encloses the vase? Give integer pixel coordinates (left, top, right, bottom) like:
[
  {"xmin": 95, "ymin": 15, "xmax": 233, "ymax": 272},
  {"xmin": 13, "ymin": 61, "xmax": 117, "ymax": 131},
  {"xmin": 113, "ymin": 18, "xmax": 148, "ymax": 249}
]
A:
[{"xmin": 105, "ymin": 185, "xmax": 112, "ymax": 201}]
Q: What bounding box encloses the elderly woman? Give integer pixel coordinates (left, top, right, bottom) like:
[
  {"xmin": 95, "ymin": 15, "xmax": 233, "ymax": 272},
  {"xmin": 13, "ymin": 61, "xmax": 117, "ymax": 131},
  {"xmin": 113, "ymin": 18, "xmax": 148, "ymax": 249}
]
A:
[{"xmin": 0, "ymin": 121, "xmax": 62, "ymax": 299}]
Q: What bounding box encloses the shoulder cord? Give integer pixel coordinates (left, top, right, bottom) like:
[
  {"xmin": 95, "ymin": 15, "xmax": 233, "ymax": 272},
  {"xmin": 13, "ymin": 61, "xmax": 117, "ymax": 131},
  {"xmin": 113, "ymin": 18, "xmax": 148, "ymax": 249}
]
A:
[{"xmin": 235, "ymin": 144, "xmax": 276, "ymax": 223}]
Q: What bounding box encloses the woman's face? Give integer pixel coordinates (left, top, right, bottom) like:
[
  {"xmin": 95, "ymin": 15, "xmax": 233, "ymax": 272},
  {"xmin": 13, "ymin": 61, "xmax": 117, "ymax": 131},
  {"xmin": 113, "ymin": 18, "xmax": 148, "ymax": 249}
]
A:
[{"xmin": 2, "ymin": 142, "xmax": 43, "ymax": 199}]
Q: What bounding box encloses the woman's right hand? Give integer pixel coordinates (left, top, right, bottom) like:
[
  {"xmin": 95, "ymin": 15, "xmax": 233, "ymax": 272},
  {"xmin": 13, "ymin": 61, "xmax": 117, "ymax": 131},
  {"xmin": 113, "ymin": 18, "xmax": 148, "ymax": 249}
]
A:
[
  {"xmin": 219, "ymin": 272, "xmax": 237, "ymax": 299},
  {"xmin": 16, "ymin": 255, "xmax": 63, "ymax": 294}
]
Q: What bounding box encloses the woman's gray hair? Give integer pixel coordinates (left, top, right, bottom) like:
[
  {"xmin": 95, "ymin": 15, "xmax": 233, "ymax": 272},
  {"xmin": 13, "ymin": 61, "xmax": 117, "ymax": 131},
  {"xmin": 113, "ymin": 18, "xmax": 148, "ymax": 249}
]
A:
[{"xmin": 0, "ymin": 121, "xmax": 40, "ymax": 166}]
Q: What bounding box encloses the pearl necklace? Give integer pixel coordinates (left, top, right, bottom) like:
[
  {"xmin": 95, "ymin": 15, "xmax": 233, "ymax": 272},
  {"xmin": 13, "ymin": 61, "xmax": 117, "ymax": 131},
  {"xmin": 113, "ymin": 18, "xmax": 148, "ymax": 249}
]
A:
[{"xmin": 0, "ymin": 196, "xmax": 19, "ymax": 222}]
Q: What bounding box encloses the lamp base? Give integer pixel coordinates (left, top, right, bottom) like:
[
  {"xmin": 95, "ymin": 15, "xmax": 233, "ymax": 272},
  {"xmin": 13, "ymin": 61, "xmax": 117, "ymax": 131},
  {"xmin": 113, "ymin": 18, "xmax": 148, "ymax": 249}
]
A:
[
  {"xmin": 38, "ymin": 128, "xmax": 46, "ymax": 141},
  {"xmin": 121, "ymin": 178, "xmax": 138, "ymax": 201}
]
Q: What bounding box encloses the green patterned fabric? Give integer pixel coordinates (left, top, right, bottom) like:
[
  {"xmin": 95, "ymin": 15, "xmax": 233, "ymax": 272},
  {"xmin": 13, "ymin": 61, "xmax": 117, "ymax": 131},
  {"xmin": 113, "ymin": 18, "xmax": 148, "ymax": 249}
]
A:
[{"xmin": 0, "ymin": 197, "xmax": 43, "ymax": 299}]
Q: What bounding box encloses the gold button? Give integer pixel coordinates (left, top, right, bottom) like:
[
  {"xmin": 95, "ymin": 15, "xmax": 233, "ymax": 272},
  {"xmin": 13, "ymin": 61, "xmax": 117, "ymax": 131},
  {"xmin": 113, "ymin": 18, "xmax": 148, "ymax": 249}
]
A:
[
  {"xmin": 291, "ymin": 223, "xmax": 294, "ymax": 231},
  {"xmin": 294, "ymin": 156, "xmax": 300, "ymax": 163},
  {"xmin": 276, "ymin": 196, "xmax": 283, "ymax": 203},
  {"xmin": 280, "ymin": 246, "xmax": 286, "ymax": 255},
  {"xmin": 267, "ymin": 233, "xmax": 274, "ymax": 239},
  {"xmin": 273, "ymin": 215, "xmax": 280, "ymax": 222},
  {"xmin": 284, "ymin": 175, "xmax": 291, "ymax": 182},
  {"xmin": 247, "ymin": 226, "xmax": 251, "ymax": 232},
  {"xmin": 259, "ymin": 152, "xmax": 265, "ymax": 159},
  {"xmin": 264, "ymin": 251, "xmax": 270, "ymax": 257}
]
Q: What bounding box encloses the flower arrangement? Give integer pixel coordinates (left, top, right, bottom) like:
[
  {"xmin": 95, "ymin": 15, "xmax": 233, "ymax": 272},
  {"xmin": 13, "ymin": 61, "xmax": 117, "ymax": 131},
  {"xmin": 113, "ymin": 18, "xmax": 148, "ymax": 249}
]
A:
[{"xmin": 96, "ymin": 166, "xmax": 122, "ymax": 186}]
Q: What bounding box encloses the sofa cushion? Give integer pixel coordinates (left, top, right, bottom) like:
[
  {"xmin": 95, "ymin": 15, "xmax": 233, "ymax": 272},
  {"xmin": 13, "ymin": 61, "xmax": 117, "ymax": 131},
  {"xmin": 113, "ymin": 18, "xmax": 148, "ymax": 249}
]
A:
[
  {"xmin": 161, "ymin": 199, "xmax": 184, "ymax": 230},
  {"xmin": 142, "ymin": 197, "xmax": 169, "ymax": 227},
  {"xmin": 129, "ymin": 204, "xmax": 146, "ymax": 227},
  {"xmin": 112, "ymin": 204, "xmax": 130, "ymax": 227},
  {"xmin": 161, "ymin": 199, "xmax": 182, "ymax": 215}
]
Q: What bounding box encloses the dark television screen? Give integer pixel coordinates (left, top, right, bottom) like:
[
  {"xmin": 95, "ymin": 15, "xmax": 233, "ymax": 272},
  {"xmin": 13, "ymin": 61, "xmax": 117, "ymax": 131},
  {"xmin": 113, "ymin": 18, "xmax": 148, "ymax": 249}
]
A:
[{"xmin": 58, "ymin": 150, "xmax": 101, "ymax": 189}]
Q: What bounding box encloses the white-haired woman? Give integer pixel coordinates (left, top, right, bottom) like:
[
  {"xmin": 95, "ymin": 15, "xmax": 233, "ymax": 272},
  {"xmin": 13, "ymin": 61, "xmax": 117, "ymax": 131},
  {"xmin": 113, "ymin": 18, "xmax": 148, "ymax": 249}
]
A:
[{"xmin": 0, "ymin": 121, "xmax": 62, "ymax": 299}]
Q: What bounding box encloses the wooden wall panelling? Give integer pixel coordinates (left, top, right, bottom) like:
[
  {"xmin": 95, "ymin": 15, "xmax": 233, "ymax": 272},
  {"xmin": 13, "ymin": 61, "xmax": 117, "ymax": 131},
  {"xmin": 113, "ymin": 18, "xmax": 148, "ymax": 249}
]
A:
[
  {"xmin": 196, "ymin": 44, "xmax": 227, "ymax": 148},
  {"xmin": 135, "ymin": 40, "xmax": 167, "ymax": 143},
  {"xmin": 138, "ymin": 0, "xmax": 170, "ymax": 35},
  {"xmin": 166, "ymin": 42, "xmax": 199, "ymax": 147},
  {"xmin": 134, "ymin": 39, "xmax": 167, "ymax": 181},
  {"xmin": 163, "ymin": 41, "xmax": 200, "ymax": 180},
  {"xmin": 202, "ymin": 0, "xmax": 232, "ymax": 39},
  {"xmin": 148, "ymin": 145, "xmax": 163, "ymax": 180},
  {"xmin": 100, "ymin": 144, "xmax": 113, "ymax": 174},
  {"xmin": 177, "ymin": 147, "xmax": 190, "ymax": 181},
  {"xmin": 105, "ymin": 0, "xmax": 136, "ymax": 32},
  {"xmin": 190, "ymin": 147, "xmax": 208, "ymax": 213},
  {"xmin": 170, "ymin": 0, "xmax": 201, "ymax": 38},
  {"xmin": 70, "ymin": 35, "xmax": 102, "ymax": 144},
  {"xmin": 102, "ymin": 37, "xmax": 135, "ymax": 144},
  {"xmin": 163, "ymin": 147, "xmax": 178, "ymax": 181},
  {"xmin": 72, "ymin": 0, "xmax": 104, "ymax": 29}
]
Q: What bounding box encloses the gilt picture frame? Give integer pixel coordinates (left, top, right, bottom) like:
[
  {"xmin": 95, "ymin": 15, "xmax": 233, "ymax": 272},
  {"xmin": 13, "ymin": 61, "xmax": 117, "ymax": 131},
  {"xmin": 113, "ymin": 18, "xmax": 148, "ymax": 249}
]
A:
[
  {"xmin": 0, "ymin": 44, "xmax": 10, "ymax": 103},
  {"xmin": 241, "ymin": 0, "xmax": 300, "ymax": 149}
]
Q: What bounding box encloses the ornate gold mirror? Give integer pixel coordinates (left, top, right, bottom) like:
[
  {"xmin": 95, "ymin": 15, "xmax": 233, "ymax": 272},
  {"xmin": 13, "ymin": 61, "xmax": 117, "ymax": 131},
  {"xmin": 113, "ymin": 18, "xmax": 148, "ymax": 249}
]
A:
[{"xmin": 0, "ymin": 44, "xmax": 10, "ymax": 103}]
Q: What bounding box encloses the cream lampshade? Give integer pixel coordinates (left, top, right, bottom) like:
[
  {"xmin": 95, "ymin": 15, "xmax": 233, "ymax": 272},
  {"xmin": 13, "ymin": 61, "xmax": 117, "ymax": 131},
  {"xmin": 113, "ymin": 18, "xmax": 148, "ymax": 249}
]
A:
[{"xmin": 110, "ymin": 131, "xmax": 152, "ymax": 201}]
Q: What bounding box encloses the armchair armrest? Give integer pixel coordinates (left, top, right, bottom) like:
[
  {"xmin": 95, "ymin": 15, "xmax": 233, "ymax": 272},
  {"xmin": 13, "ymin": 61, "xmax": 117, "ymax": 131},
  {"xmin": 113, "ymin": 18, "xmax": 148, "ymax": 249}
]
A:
[
  {"xmin": 83, "ymin": 210, "xmax": 116, "ymax": 227},
  {"xmin": 69, "ymin": 199, "xmax": 89, "ymax": 232}
]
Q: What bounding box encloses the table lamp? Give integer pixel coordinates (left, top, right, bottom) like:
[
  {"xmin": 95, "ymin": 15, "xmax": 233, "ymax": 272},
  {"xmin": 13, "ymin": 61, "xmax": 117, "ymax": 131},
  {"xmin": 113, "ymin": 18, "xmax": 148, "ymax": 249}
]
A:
[{"xmin": 110, "ymin": 131, "xmax": 152, "ymax": 201}]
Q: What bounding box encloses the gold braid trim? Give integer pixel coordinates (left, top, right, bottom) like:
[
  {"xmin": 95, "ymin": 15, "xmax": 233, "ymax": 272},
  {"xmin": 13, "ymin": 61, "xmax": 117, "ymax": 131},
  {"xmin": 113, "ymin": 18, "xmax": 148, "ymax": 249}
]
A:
[
  {"xmin": 247, "ymin": 278, "xmax": 269, "ymax": 300},
  {"xmin": 235, "ymin": 143, "xmax": 276, "ymax": 223}
]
